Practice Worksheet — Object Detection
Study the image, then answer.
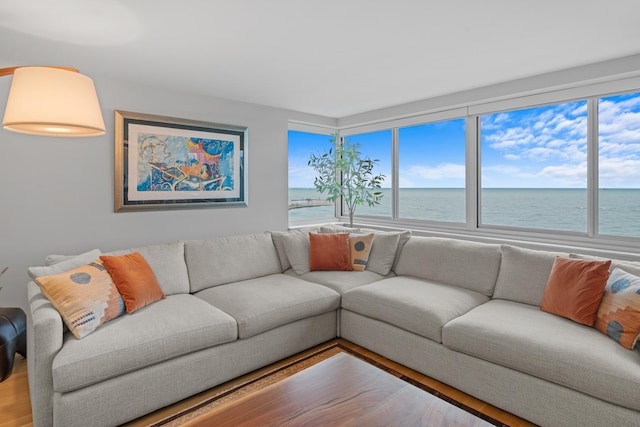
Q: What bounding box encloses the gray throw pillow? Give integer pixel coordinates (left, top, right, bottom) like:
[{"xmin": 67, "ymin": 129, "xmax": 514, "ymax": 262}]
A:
[{"xmin": 280, "ymin": 229, "xmax": 313, "ymax": 275}]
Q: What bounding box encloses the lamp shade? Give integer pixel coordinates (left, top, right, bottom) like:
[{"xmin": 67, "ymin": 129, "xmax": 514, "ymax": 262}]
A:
[{"xmin": 2, "ymin": 67, "xmax": 106, "ymax": 137}]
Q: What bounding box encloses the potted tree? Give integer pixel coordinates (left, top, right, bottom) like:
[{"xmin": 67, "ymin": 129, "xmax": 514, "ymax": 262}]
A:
[{"xmin": 308, "ymin": 134, "xmax": 385, "ymax": 227}]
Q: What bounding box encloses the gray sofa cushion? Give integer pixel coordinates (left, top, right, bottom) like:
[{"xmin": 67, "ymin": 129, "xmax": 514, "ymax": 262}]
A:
[
  {"xmin": 269, "ymin": 226, "xmax": 320, "ymax": 272},
  {"xmin": 185, "ymin": 233, "xmax": 282, "ymax": 292},
  {"xmin": 299, "ymin": 270, "xmax": 389, "ymax": 294},
  {"xmin": 493, "ymin": 245, "xmax": 567, "ymax": 306},
  {"xmin": 105, "ymin": 241, "xmax": 190, "ymax": 295},
  {"xmin": 394, "ymin": 237, "xmax": 502, "ymax": 297},
  {"xmin": 342, "ymin": 276, "xmax": 489, "ymax": 343},
  {"xmin": 570, "ymin": 253, "xmax": 640, "ymax": 276},
  {"xmin": 43, "ymin": 248, "xmax": 102, "ymax": 267},
  {"xmin": 195, "ymin": 274, "xmax": 340, "ymax": 339},
  {"xmin": 277, "ymin": 229, "xmax": 314, "ymax": 275},
  {"xmin": 52, "ymin": 294, "xmax": 237, "ymax": 393},
  {"xmin": 443, "ymin": 299, "xmax": 640, "ymax": 412}
]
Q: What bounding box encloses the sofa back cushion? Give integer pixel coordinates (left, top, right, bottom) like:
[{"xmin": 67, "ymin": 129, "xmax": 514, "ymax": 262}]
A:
[
  {"xmin": 28, "ymin": 248, "xmax": 102, "ymax": 280},
  {"xmin": 570, "ymin": 253, "xmax": 640, "ymax": 276},
  {"xmin": 269, "ymin": 226, "xmax": 321, "ymax": 273},
  {"xmin": 185, "ymin": 232, "xmax": 281, "ymax": 292},
  {"xmin": 394, "ymin": 237, "xmax": 502, "ymax": 297},
  {"xmin": 493, "ymin": 245, "xmax": 568, "ymax": 306},
  {"xmin": 104, "ymin": 241, "xmax": 190, "ymax": 296}
]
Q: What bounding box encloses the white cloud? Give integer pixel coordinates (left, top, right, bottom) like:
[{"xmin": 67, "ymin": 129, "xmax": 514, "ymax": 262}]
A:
[
  {"xmin": 570, "ymin": 103, "xmax": 588, "ymax": 117},
  {"xmin": 523, "ymin": 147, "xmax": 558, "ymax": 160},
  {"xmin": 409, "ymin": 163, "xmax": 465, "ymax": 180},
  {"xmin": 546, "ymin": 139, "xmax": 568, "ymax": 148},
  {"xmin": 486, "ymin": 126, "xmax": 535, "ymax": 149},
  {"xmin": 599, "ymin": 157, "xmax": 640, "ymax": 187},
  {"xmin": 538, "ymin": 163, "xmax": 587, "ymax": 186},
  {"xmin": 600, "ymin": 141, "xmax": 640, "ymax": 156},
  {"xmin": 483, "ymin": 165, "xmax": 525, "ymax": 175}
]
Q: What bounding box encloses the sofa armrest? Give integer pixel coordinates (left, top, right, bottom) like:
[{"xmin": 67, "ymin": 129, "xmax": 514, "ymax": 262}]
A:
[{"xmin": 27, "ymin": 281, "xmax": 64, "ymax": 427}]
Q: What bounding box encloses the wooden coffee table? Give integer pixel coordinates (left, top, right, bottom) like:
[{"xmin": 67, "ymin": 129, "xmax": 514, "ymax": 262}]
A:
[{"xmin": 184, "ymin": 352, "xmax": 493, "ymax": 426}]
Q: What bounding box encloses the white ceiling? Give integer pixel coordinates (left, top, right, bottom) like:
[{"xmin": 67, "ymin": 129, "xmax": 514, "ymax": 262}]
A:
[{"xmin": 1, "ymin": 0, "xmax": 640, "ymax": 118}]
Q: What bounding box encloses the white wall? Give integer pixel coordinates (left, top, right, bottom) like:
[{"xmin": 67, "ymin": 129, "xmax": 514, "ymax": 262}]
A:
[{"xmin": 0, "ymin": 75, "xmax": 335, "ymax": 312}]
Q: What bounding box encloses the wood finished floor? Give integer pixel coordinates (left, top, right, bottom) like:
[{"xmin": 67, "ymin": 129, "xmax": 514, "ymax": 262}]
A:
[
  {"xmin": 0, "ymin": 356, "xmax": 31, "ymax": 427},
  {"xmin": 0, "ymin": 340, "xmax": 535, "ymax": 427}
]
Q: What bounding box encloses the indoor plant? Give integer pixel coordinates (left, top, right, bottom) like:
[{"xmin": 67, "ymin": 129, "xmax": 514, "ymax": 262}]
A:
[{"xmin": 308, "ymin": 134, "xmax": 385, "ymax": 227}]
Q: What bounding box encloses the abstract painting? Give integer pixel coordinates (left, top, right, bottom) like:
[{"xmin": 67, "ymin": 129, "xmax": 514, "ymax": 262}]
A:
[{"xmin": 114, "ymin": 111, "xmax": 247, "ymax": 211}]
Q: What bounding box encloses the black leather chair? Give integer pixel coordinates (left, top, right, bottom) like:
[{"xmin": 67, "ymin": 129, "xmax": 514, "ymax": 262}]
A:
[{"xmin": 0, "ymin": 307, "xmax": 27, "ymax": 382}]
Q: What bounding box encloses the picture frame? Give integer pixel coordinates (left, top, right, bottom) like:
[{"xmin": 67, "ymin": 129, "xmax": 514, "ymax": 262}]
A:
[{"xmin": 114, "ymin": 110, "xmax": 248, "ymax": 212}]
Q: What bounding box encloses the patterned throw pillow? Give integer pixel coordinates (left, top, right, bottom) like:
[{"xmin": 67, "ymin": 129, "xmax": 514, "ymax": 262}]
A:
[
  {"xmin": 595, "ymin": 268, "xmax": 640, "ymax": 349},
  {"xmin": 350, "ymin": 233, "xmax": 374, "ymax": 271},
  {"xmin": 35, "ymin": 260, "xmax": 125, "ymax": 339},
  {"xmin": 100, "ymin": 252, "xmax": 165, "ymax": 313}
]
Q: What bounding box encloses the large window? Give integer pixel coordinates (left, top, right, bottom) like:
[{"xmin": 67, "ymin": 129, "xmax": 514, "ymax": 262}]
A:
[
  {"xmin": 289, "ymin": 85, "xmax": 640, "ymax": 249},
  {"xmin": 398, "ymin": 119, "xmax": 466, "ymax": 223},
  {"xmin": 342, "ymin": 130, "xmax": 392, "ymax": 218},
  {"xmin": 288, "ymin": 130, "xmax": 335, "ymax": 223},
  {"xmin": 480, "ymin": 101, "xmax": 588, "ymax": 232},
  {"xmin": 598, "ymin": 92, "xmax": 640, "ymax": 238}
]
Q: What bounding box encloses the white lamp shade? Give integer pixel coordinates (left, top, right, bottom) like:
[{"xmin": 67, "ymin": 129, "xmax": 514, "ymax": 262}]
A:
[{"xmin": 2, "ymin": 67, "xmax": 106, "ymax": 137}]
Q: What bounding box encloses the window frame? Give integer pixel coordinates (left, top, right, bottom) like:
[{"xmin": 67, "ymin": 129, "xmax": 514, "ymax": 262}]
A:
[
  {"xmin": 287, "ymin": 123, "xmax": 340, "ymax": 226},
  {"xmin": 288, "ymin": 77, "xmax": 640, "ymax": 256},
  {"xmin": 477, "ymin": 98, "xmax": 591, "ymax": 236}
]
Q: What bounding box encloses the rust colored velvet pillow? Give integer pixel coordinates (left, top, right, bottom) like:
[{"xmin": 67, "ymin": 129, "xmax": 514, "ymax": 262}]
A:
[
  {"xmin": 100, "ymin": 252, "xmax": 165, "ymax": 313},
  {"xmin": 540, "ymin": 256, "xmax": 611, "ymax": 326},
  {"xmin": 309, "ymin": 232, "xmax": 352, "ymax": 271}
]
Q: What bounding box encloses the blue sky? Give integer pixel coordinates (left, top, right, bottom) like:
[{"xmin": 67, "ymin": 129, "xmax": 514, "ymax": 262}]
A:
[
  {"xmin": 288, "ymin": 93, "xmax": 640, "ymax": 189},
  {"xmin": 481, "ymin": 101, "xmax": 589, "ymax": 188}
]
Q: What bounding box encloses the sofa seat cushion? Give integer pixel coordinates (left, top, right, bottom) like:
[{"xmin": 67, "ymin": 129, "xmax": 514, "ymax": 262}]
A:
[
  {"xmin": 299, "ymin": 270, "xmax": 389, "ymax": 294},
  {"xmin": 52, "ymin": 294, "xmax": 237, "ymax": 393},
  {"xmin": 443, "ymin": 299, "xmax": 640, "ymax": 411},
  {"xmin": 195, "ymin": 274, "xmax": 340, "ymax": 339},
  {"xmin": 342, "ymin": 276, "xmax": 489, "ymax": 343}
]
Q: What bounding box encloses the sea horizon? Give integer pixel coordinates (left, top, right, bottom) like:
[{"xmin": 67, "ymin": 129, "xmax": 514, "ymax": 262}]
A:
[{"xmin": 288, "ymin": 187, "xmax": 640, "ymax": 237}]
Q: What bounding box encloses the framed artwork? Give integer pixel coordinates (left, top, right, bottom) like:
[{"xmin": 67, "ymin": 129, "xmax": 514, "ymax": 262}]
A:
[{"xmin": 114, "ymin": 111, "xmax": 247, "ymax": 212}]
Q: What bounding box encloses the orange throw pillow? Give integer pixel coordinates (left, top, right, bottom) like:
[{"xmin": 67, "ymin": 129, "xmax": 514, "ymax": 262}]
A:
[
  {"xmin": 309, "ymin": 232, "xmax": 352, "ymax": 271},
  {"xmin": 540, "ymin": 256, "xmax": 611, "ymax": 326},
  {"xmin": 100, "ymin": 252, "xmax": 165, "ymax": 313}
]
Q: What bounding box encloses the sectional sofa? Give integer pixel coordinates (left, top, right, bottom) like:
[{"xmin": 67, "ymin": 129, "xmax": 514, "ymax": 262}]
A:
[{"xmin": 26, "ymin": 226, "xmax": 640, "ymax": 427}]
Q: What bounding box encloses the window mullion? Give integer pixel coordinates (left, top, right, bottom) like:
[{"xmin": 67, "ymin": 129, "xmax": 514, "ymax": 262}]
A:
[
  {"xmin": 466, "ymin": 115, "xmax": 479, "ymax": 230},
  {"xmin": 392, "ymin": 127, "xmax": 399, "ymax": 220},
  {"xmin": 336, "ymin": 134, "xmax": 343, "ymax": 219},
  {"xmin": 587, "ymin": 98, "xmax": 599, "ymax": 237}
]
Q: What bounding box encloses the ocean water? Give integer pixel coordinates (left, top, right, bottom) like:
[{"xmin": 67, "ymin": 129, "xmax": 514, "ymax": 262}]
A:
[{"xmin": 288, "ymin": 188, "xmax": 640, "ymax": 237}]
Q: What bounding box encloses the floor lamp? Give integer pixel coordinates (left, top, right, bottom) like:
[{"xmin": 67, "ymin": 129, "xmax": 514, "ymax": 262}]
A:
[{"xmin": 0, "ymin": 66, "xmax": 105, "ymax": 380}]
